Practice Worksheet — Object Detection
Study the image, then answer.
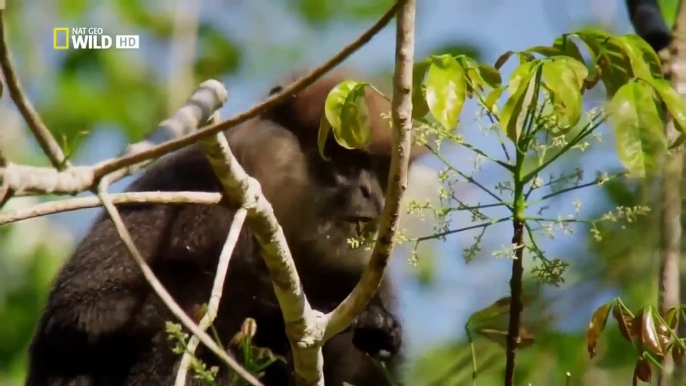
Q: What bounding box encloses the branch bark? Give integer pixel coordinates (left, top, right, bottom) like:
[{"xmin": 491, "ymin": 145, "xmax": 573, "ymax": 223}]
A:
[
  {"xmin": 96, "ymin": 181, "xmax": 263, "ymax": 386},
  {"xmin": 174, "ymin": 207, "xmax": 247, "ymax": 386},
  {"xmin": 0, "ymin": 191, "xmax": 222, "ymax": 225},
  {"xmin": 0, "ymin": 11, "xmax": 70, "ymax": 170},
  {"xmin": 325, "ymin": 0, "xmax": 416, "ymax": 340}
]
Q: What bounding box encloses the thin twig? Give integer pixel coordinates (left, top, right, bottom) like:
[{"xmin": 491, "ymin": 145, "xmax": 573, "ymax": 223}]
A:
[
  {"xmin": 0, "ymin": 11, "xmax": 70, "ymax": 170},
  {"xmin": 0, "ymin": 191, "xmax": 222, "ymax": 226},
  {"xmin": 413, "ymin": 216, "xmax": 512, "ymax": 242},
  {"xmin": 325, "ymin": 0, "xmax": 416, "ymax": 340},
  {"xmin": 96, "ymin": 181, "xmax": 262, "ymax": 386},
  {"xmin": 175, "ymin": 208, "xmax": 247, "ymax": 386}
]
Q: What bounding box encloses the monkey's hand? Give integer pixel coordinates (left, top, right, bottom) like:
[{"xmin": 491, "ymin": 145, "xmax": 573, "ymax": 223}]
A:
[{"xmin": 351, "ymin": 304, "xmax": 402, "ymax": 360}]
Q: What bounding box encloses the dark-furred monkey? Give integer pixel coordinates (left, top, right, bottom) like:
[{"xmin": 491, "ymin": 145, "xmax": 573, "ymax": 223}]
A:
[{"xmin": 25, "ymin": 69, "xmax": 427, "ymax": 386}]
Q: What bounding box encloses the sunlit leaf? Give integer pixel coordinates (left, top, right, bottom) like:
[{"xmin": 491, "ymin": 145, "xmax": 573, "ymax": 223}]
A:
[
  {"xmin": 455, "ymin": 55, "xmax": 501, "ymax": 97},
  {"xmin": 552, "ymin": 35, "xmax": 586, "ymax": 64},
  {"xmin": 526, "ymin": 45, "xmax": 563, "ymax": 57},
  {"xmin": 587, "ymin": 301, "xmax": 613, "ymax": 358},
  {"xmin": 484, "ymin": 85, "xmax": 505, "ymax": 114},
  {"xmin": 541, "ymin": 58, "xmax": 585, "ymax": 128},
  {"xmin": 500, "ymin": 61, "xmax": 539, "ymax": 142},
  {"xmin": 614, "ymin": 35, "xmax": 659, "ymax": 80},
  {"xmin": 425, "ymin": 54, "xmax": 467, "ymax": 130},
  {"xmin": 572, "ymin": 30, "xmax": 633, "ymax": 96},
  {"xmin": 609, "ymin": 80, "xmax": 667, "ymax": 177},
  {"xmin": 411, "ymin": 59, "xmax": 431, "ymax": 118},
  {"xmin": 318, "ymin": 113, "xmax": 333, "ymax": 160},
  {"xmin": 339, "ymin": 83, "xmax": 372, "ymax": 148},
  {"xmin": 641, "ymin": 77, "xmax": 686, "ymax": 133}
]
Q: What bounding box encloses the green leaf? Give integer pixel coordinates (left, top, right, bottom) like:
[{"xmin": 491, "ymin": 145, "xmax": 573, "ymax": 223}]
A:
[
  {"xmin": 318, "ymin": 113, "xmax": 333, "ymax": 160},
  {"xmin": 500, "ymin": 61, "xmax": 539, "ymax": 142},
  {"xmin": 324, "ymin": 80, "xmax": 372, "ymax": 150},
  {"xmin": 455, "ymin": 55, "xmax": 502, "ymax": 94},
  {"xmin": 425, "ymin": 54, "xmax": 467, "ymax": 130},
  {"xmin": 587, "ymin": 300, "xmax": 614, "ymax": 359},
  {"xmin": 495, "ymin": 51, "xmax": 516, "ymax": 70},
  {"xmin": 552, "ymin": 35, "xmax": 586, "ymax": 64},
  {"xmin": 541, "ymin": 57, "xmax": 586, "ymax": 128},
  {"xmin": 411, "ymin": 59, "xmax": 431, "ymax": 118},
  {"xmin": 610, "ymin": 80, "xmax": 668, "ymax": 177},
  {"xmin": 526, "ymin": 45, "xmax": 563, "ymax": 57},
  {"xmin": 620, "ymin": 34, "xmax": 663, "ymax": 79},
  {"xmin": 339, "ymin": 83, "xmax": 372, "ymax": 148},
  {"xmin": 573, "ymin": 30, "xmax": 633, "ymax": 96},
  {"xmin": 484, "ymin": 85, "xmax": 505, "ymax": 114},
  {"xmin": 641, "ymin": 77, "xmax": 686, "ymax": 133}
]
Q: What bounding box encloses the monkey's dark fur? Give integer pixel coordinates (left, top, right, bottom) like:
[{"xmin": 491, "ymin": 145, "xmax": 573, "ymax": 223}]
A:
[
  {"xmin": 626, "ymin": 0, "xmax": 672, "ymax": 53},
  {"xmin": 25, "ymin": 70, "xmax": 427, "ymax": 386}
]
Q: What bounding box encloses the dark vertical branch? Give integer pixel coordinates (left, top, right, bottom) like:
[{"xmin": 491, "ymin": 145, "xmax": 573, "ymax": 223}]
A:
[{"xmin": 504, "ymin": 152, "xmax": 527, "ymax": 386}]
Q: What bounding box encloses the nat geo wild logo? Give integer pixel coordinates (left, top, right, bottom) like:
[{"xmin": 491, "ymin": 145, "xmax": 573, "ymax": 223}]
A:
[{"xmin": 53, "ymin": 27, "xmax": 139, "ymax": 50}]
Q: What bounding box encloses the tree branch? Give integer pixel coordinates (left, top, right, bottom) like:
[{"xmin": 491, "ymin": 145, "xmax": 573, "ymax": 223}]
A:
[
  {"xmin": 0, "ymin": 191, "xmax": 222, "ymax": 226},
  {"xmin": 0, "ymin": 11, "xmax": 70, "ymax": 170},
  {"xmin": 96, "ymin": 181, "xmax": 263, "ymax": 386},
  {"xmin": 325, "ymin": 0, "xmax": 416, "ymax": 340},
  {"xmin": 174, "ymin": 207, "xmax": 247, "ymax": 386},
  {"xmin": 196, "ymin": 130, "xmax": 324, "ymax": 384}
]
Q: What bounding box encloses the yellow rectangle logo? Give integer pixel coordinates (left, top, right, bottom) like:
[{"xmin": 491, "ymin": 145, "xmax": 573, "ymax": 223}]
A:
[{"xmin": 53, "ymin": 28, "xmax": 69, "ymax": 50}]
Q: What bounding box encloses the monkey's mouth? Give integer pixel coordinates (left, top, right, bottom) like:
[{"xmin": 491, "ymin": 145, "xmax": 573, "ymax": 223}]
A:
[{"xmin": 343, "ymin": 216, "xmax": 377, "ymax": 238}]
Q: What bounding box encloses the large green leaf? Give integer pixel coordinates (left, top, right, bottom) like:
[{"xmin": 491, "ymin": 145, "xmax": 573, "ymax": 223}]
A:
[
  {"xmin": 323, "ymin": 80, "xmax": 372, "ymax": 150},
  {"xmin": 572, "ymin": 30, "xmax": 633, "ymax": 96},
  {"xmin": 619, "ymin": 35, "xmax": 663, "ymax": 79},
  {"xmin": 541, "ymin": 57, "xmax": 587, "ymax": 129},
  {"xmin": 641, "ymin": 77, "xmax": 686, "ymax": 134},
  {"xmin": 411, "ymin": 59, "xmax": 431, "ymax": 118},
  {"xmin": 499, "ymin": 61, "xmax": 540, "ymax": 142},
  {"xmin": 425, "ymin": 54, "xmax": 467, "ymax": 131},
  {"xmin": 610, "ymin": 80, "xmax": 667, "ymax": 177}
]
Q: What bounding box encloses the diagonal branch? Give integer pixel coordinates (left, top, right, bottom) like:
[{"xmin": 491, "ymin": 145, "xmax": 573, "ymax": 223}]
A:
[
  {"xmin": 96, "ymin": 180, "xmax": 263, "ymax": 386},
  {"xmin": 174, "ymin": 207, "xmax": 247, "ymax": 386},
  {"xmin": 0, "ymin": 11, "xmax": 70, "ymax": 170},
  {"xmin": 0, "ymin": 191, "xmax": 222, "ymax": 226}
]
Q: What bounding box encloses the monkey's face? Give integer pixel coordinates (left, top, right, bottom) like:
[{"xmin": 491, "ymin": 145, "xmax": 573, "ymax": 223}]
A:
[{"xmin": 283, "ymin": 141, "xmax": 391, "ymax": 275}]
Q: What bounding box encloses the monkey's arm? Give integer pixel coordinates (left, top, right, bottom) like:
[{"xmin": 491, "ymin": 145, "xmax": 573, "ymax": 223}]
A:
[{"xmin": 626, "ymin": 0, "xmax": 672, "ymax": 52}]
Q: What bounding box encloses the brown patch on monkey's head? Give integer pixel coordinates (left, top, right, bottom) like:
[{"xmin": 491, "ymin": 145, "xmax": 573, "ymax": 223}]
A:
[{"xmin": 262, "ymin": 68, "xmax": 428, "ymax": 162}]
